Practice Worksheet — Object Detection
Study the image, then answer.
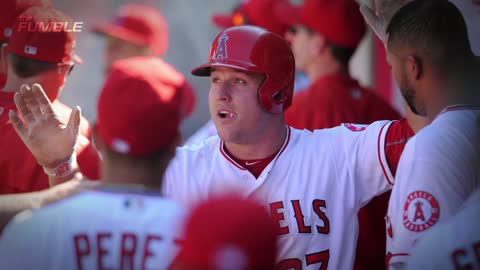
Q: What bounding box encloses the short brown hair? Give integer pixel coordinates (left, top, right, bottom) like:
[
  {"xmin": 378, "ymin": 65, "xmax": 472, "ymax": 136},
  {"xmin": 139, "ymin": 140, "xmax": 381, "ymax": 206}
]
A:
[{"xmin": 8, "ymin": 52, "xmax": 57, "ymax": 78}]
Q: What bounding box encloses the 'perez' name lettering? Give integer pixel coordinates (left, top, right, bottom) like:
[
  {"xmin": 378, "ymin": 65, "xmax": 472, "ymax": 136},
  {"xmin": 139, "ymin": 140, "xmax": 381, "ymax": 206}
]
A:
[{"xmin": 73, "ymin": 232, "xmax": 163, "ymax": 270}]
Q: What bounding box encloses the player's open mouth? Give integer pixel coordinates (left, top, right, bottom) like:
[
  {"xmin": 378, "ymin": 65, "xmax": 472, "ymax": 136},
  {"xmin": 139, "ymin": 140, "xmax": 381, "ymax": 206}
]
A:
[{"xmin": 218, "ymin": 110, "xmax": 235, "ymax": 119}]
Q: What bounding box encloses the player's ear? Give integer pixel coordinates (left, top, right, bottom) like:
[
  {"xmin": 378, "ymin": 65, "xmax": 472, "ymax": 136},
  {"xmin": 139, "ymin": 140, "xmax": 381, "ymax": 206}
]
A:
[
  {"xmin": 1, "ymin": 43, "xmax": 9, "ymax": 73},
  {"xmin": 91, "ymin": 126, "xmax": 106, "ymax": 154},
  {"xmin": 406, "ymin": 55, "xmax": 423, "ymax": 81},
  {"xmin": 314, "ymin": 33, "xmax": 328, "ymax": 56}
]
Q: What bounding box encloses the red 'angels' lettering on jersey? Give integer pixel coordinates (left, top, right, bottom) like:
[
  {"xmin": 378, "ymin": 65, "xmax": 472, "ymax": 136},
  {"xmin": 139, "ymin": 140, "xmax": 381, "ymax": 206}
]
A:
[
  {"xmin": 342, "ymin": 123, "xmax": 368, "ymax": 132},
  {"xmin": 451, "ymin": 241, "xmax": 480, "ymax": 270},
  {"xmin": 73, "ymin": 232, "xmax": 173, "ymax": 270},
  {"xmin": 269, "ymin": 199, "xmax": 330, "ymax": 236},
  {"xmin": 403, "ymin": 191, "xmax": 440, "ymax": 232}
]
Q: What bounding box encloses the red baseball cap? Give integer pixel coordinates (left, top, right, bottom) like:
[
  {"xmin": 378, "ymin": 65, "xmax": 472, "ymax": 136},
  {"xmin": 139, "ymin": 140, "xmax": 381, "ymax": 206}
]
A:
[
  {"xmin": 172, "ymin": 195, "xmax": 278, "ymax": 270},
  {"xmin": 8, "ymin": 6, "xmax": 82, "ymax": 64},
  {"xmin": 275, "ymin": 0, "xmax": 366, "ymax": 49},
  {"xmin": 0, "ymin": 0, "xmax": 52, "ymax": 42},
  {"xmin": 96, "ymin": 56, "xmax": 182, "ymax": 157},
  {"xmin": 211, "ymin": 0, "xmax": 290, "ymax": 36},
  {"xmin": 93, "ymin": 4, "xmax": 168, "ymax": 55}
]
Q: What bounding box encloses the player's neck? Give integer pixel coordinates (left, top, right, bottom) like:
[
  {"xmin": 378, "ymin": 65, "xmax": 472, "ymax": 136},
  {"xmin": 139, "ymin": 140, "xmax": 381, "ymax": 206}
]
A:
[
  {"xmin": 2, "ymin": 75, "xmax": 52, "ymax": 94},
  {"xmin": 306, "ymin": 55, "xmax": 347, "ymax": 83},
  {"xmin": 101, "ymin": 162, "xmax": 166, "ymax": 191},
  {"xmin": 427, "ymin": 62, "xmax": 480, "ymax": 120},
  {"xmin": 224, "ymin": 124, "xmax": 287, "ymax": 160}
]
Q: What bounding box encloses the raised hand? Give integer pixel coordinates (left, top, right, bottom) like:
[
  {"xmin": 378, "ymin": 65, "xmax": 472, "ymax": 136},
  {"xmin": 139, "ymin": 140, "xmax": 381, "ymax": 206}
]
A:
[
  {"xmin": 8, "ymin": 84, "xmax": 80, "ymax": 169},
  {"xmin": 359, "ymin": 0, "xmax": 412, "ymax": 46}
]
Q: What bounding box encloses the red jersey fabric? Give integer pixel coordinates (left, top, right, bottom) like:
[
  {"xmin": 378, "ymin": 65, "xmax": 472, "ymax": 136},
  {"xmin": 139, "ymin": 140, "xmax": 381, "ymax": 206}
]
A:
[
  {"xmin": 0, "ymin": 91, "xmax": 99, "ymax": 194},
  {"xmin": 355, "ymin": 119, "xmax": 414, "ymax": 270},
  {"xmin": 285, "ymin": 74, "xmax": 401, "ymax": 129},
  {"xmin": 285, "ymin": 74, "xmax": 411, "ymax": 270}
]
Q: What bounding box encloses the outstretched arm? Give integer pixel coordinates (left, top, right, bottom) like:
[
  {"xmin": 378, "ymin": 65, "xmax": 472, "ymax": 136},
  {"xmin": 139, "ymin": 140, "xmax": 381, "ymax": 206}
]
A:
[{"xmin": 0, "ymin": 177, "xmax": 98, "ymax": 233}]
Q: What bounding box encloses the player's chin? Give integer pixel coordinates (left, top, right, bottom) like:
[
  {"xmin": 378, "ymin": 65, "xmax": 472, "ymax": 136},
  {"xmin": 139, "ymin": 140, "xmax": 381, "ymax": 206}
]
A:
[{"xmin": 216, "ymin": 128, "xmax": 237, "ymax": 143}]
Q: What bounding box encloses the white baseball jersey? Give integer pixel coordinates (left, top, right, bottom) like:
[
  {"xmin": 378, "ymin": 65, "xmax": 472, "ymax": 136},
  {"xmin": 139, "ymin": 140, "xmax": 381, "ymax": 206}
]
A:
[
  {"xmin": 406, "ymin": 188, "xmax": 480, "ymax": 270},
  {"xmin": 164, "ymin": 121, "xmax": 398, "ymax": 270},
  {"xmin": 185, "ymin": 119, "xmax": 217, "ymax": 145},
  {"xmin": 0, "ymin": 189, "xmax": 186, "ymax": 270},
  {"xmin": 386, "ymin": 106, "xmax": 480, "ymax": 268}
]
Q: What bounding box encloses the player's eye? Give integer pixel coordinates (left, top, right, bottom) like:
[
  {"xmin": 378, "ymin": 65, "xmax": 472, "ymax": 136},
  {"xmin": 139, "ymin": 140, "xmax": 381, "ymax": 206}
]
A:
[
  {"xmin": 211, "ymin": 77, "xmax": 221, "ymax": 83},
  {"xmin": 234, "ymin": 78, "xmax": 246, "ymax": 84}
]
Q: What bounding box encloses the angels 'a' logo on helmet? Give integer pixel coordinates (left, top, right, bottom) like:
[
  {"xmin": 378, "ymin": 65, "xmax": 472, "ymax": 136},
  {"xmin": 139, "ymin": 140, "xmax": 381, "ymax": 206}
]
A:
[{"xmin": 214, "ymin": 34, "xmax": 229, "ymax": 59}]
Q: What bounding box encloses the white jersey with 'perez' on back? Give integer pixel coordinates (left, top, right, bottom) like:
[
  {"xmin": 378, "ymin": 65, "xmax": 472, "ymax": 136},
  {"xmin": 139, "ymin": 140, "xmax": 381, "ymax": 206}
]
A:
[
  {"xmin": 164, "ymin": 121, "xmax": 400, "ymax": 270},
  {"xmin": 386, "ymin": 106, "xmax": 480, "ymax": 268},
  {"xmin": 0, "ymin": 190, "xmax": 186, "ymax": 270}
]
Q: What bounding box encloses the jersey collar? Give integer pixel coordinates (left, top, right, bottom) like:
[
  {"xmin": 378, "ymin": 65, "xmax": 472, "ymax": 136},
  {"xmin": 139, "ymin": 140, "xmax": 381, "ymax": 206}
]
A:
[{"xmin": 219, "ymin": 125, "xmax": 291, "ymax": 171}]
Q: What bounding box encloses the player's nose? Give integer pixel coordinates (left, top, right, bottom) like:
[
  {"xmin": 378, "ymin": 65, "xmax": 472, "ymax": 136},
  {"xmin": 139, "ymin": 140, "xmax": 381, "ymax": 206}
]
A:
[{"xmin": 216, "ymin": 82, "xmax": 232, "ymax": 103}]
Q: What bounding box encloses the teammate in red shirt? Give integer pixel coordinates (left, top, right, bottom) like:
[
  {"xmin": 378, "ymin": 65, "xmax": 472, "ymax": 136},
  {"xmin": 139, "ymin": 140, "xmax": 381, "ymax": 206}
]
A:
[
  {"xmin": 274, "ymin": 1, "xmax": 405, "ymax": 269},
  {"xmin": 93, "ymin": 3, "xmax": 196, "ymax": 119},
  {"xmin": 0, "ymin": 0, "xmax": 52, "ymax": 88},
  {"xmin": 278, "ymin": 0, "xmax": 401, "ymax": 129},
  {"xmin": 0, "ymin": 6, "xmax": 97, "ymax": 193}
]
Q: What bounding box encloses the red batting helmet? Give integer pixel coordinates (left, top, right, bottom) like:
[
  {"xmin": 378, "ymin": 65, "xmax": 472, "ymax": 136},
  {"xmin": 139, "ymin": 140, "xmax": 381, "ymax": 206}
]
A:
[{"xmin": 191, "ymin": 25, "xmax": 295, "ymax": 113}]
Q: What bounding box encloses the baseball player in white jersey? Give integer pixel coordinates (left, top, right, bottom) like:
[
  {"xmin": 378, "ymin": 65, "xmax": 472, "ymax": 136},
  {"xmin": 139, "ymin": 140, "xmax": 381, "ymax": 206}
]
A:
[
  {"xmin": 361, "ymin": 1, "xmax": 480, "ymax": 269},
  {"xmin": 405, "ymin": 187, "xmax": 480, "ymax": 270},
  {"xmin": 0, "ymin": 57, "xmax": 186, "ymax": 269},
  {"xmin": 5, "ymin": 25, "xmax": 412, "ymax": 269},
  {"xmin": 162, "ymin": 25, "xmax": 413, "ymax": 269}
]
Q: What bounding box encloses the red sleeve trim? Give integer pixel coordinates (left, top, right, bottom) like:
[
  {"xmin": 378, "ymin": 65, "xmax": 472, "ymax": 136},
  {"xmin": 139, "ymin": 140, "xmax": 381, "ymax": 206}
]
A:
[
  {"xmin": 384, "ymin": 119, "xmax": 415, "ymax": 178},
  {"xmin": 385, "ymin": 252, "xmax": 409, "ymax": 267},
  {"xmin": 377, "ymin": 121, "xmax": 395, "ymax": 185},
  {"xmin": 219, "ymin": 141, "xmax": 246, "ymax": 171}
]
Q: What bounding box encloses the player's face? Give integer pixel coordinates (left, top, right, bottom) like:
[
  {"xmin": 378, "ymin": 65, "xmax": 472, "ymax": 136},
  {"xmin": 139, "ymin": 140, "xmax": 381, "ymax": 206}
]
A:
[
  {"xmin": 387, "ymin": 50, "xmax": 425, "ymax": 116},
  {"xmin": 104, "ymin": 36, "xmax": 150, "ymax": 74},
  {"xmin": 209, "ymin": 67, "xmax": 270, "ymax": 144},
  {"xmin": 286, "ymin": 25, "xmax": 317, "ymax": 71}
]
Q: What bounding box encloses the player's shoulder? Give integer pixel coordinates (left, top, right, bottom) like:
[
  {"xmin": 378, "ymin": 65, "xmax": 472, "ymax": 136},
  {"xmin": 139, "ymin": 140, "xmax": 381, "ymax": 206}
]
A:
[
  {"xmin": 409, "ymin": 107, "xmax": 480, "ymax": 153},
  {"xmin": 173, "ymin": 135, "xmax": 220, "ymax": 164},
  {"xmin": 317, "ymin": 121, "xmax": 391, "ymax": 139},
  {"xmin": 289, "ymin": 121, "xmax": 390, "ymax": 149},
  {"xmin": 4, "ymin": 192, "xmax": 87, "ymax": 230},
  {"xmin": 177, "ymin": 135, "xmax": 219, "ymax": 153}
]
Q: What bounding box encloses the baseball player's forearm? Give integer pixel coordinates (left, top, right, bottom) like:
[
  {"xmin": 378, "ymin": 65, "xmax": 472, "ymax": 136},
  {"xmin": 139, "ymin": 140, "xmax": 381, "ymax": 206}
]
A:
[
  {"xmin": 0, "ymin": 191, "xmax": 44, "ymax": 232},
  {"xmin": 0, "ymin": 178, "xmax": 93, "ymax": 233}
]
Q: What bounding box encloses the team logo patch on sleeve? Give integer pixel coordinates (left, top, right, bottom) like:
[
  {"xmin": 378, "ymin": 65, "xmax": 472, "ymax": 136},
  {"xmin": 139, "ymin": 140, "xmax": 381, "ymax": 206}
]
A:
[
  {"xmin": 403, "ymin": 191, "xmax": 439, "ymax": 232},
  {"xmin": 342, "ymin": 123, "xmax": 367, "ymax": 132}
]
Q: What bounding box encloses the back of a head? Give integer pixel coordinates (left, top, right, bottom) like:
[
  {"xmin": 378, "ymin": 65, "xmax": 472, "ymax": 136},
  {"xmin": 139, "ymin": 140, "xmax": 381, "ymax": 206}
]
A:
[
  {"xmin": 211, "ymin": 0, "xmax": 290, "ymax": 36},
  {"xmin": 93, "ymin": 3, "xmax": 168, "ymax": 55},
  {"xmin": 96, "ymin": 56, "xmax": 182, "ymax": 162},
  {"xmin": 275, "ymin": 0, "xmax": 365, "ymax": 65},
  {"xmin": 0, "ymin": 0, "xmax": 52, "ymax": 42},
  {"xmin": 387, "ymin": 0, "xmax": 473, "ymax": 67},
  {"xmin": 171, "ymin": 195, "xmax": 278, "ymax": 270},
  {"xmin": 5, "ymin": 6, "xmax": 81, "ymax": 100}
]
